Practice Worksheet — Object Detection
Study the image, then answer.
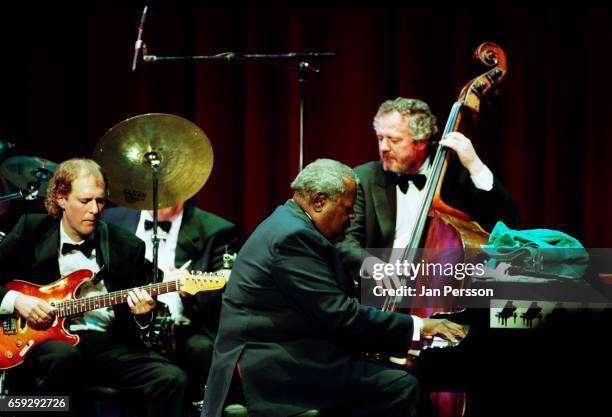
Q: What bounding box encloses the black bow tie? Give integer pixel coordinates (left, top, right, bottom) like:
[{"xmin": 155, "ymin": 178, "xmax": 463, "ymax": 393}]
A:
[
  {"xmin": 390, "ymin": 172, "xmax": 427, "ymax": 194},
  {"xmin": 144, "ymin": 220, "xmax": 172, "ymax": 233},
  {"xmin": 62, "ymin": 240, "xmax": 96, "ymax": 258}
]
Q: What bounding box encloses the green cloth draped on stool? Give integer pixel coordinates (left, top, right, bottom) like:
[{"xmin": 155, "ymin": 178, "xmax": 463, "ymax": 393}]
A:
[{"xmin": 481, "ymin": 221, "xmax": 589, "ymax": 280}]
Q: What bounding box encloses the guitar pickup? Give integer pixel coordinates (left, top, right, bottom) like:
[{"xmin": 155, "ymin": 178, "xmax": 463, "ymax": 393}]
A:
[{"xmin": 1, "ymin": 315, "xmax": 17, "ymax": 335}]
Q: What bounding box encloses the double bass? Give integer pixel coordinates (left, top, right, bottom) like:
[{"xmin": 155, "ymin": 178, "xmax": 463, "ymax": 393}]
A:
[{"xmin": 383, "ymin": 42, "xmax": 508, "ymax": 417}]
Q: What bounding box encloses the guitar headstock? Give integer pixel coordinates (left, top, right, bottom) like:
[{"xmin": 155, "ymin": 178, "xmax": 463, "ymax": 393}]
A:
[{"xmin": 178, "ymin": 271, "xmax": 228, "ymax": 295}]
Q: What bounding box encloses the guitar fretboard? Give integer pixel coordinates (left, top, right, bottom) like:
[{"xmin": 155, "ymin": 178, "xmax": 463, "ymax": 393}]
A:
[{"xmin": 55, "ymin": 281, "xmax": 182, "ymax": 318}]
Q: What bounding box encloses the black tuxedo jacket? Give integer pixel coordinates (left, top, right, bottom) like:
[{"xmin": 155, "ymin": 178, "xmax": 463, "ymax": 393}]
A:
[
  {"xmin": 101, "ymin": 205, "xmax": 237, "ymax": 335},
  {"xmin": 204, "ymin": 200, "xmax": 415, "ymax": 417},
  {"xmin": 336, "ymin": 159, "xmax": 520, "ymax": 275},
  {"xmin": 0, "ymin": 213, "xmax": 156, "ymax": 344}
]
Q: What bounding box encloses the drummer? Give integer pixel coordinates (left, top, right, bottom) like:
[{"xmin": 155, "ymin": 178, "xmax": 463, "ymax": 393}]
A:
[
  {"xmin": 92, "ymin": 112, "xmax": 237, "ymax": 404},
  {"xmin": 102, "ymin": 198, "xmax": 238, "ymax": 403}
]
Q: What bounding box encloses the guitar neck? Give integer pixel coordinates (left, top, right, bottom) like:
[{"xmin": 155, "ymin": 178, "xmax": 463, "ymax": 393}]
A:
[{"xmin": 55, "ymin": 281, "xmax": 181, "ymax": 318}]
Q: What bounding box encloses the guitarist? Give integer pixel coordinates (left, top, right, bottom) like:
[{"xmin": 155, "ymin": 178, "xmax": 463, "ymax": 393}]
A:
[{"xmin": 0, "ymin": 158, "xmax": 188, "ymax": 417}]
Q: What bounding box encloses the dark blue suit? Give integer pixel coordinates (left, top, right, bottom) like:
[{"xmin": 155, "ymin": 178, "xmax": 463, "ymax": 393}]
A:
[{"xmin": 204, "ymin": 200, "xmax": 419, "ymax": 417}]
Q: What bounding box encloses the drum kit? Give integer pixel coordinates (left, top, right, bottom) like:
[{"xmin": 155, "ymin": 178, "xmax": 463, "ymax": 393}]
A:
[
  {"xmin": 1, "ymin": 113, "xmax": 213, "ymax": 210},
  {"xmin": 1, "ymin": 113, "xmax": 213, "ymax": 241},
  {"xmin": 0, "ymin": 156, "xmax": 57, "ymax": 201}
]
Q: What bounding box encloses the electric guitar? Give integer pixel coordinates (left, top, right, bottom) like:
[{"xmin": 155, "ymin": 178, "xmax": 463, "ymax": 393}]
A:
[{"xmin": 0, "ymin": 269, "xmax": 227, "ymax": 370}]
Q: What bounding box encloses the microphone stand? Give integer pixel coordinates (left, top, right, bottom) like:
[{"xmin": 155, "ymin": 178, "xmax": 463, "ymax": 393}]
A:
[
  {"xmin": 0, "ymin": 187, "xmax": 38, "ymax": 203},
  {"xmin": 141, "ymin": 50, "xmax": 334, "ymax": 172},
  {"xmin": 129, "ymin": 7, "xmax": 333, "ymax": 277},
  {"xmin": 129, "ymin": 5, "xmax": 163, "ymax": 281}
]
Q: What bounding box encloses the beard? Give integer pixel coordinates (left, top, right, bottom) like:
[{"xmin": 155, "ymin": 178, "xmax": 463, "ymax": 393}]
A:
[{"xmin": 382, "ymin": 158, "xmax": 418, "ymax": 174}]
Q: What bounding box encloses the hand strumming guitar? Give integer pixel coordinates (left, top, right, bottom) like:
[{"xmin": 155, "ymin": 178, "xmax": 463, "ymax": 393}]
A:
[{"xmin": 14, "ymin": 294, "xmax": 56, "ymax": 329}]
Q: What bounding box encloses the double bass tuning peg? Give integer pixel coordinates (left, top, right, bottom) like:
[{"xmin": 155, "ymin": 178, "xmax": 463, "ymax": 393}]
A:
[{"xmin": 486, "ymin": 68, "xmax": 503, "ymax": 83}]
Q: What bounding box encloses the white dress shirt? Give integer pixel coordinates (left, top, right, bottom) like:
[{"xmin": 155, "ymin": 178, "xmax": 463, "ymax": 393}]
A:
[
  {"xmin": 392, "ymin": 158, "xmax": 494, "ymax": 250},
  {"xmin": 388, "ymin": 159, "xmax": 493, "ymax": 348},
  {"xmin": 58, "ymin": 220, "xmax": 114, "ymax": 333},
  {"xmin": 135, "ymin": 209, "xmax": 189, "ymax": 324}
]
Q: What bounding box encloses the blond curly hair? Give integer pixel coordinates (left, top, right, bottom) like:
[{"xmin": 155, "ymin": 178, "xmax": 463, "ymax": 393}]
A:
[{"xmin": 45, "ymin": 158, "xmax": 107, "ymax": 218}]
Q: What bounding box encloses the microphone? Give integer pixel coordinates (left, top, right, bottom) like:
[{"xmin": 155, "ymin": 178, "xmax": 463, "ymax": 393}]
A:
[{"xmin": 131, "ymin": 5, "xmax": 148, "ymax": 71}]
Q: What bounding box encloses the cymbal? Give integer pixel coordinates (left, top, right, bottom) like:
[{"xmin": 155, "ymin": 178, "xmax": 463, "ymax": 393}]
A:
[
  {"xmin": 93, "ymin": 113, "xmax": 213, "ymax": 210},
  {"xmin": 0, "ymin": 156, "xmax": 58, "ymax": 196}
]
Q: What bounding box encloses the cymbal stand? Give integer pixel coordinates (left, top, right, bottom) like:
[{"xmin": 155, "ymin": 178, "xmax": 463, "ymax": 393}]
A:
[
  {"xmin": 0, "ymin": 186, "xmax": 38, "ymax": 202},
  {"xmin": 144, "ymin": 151, "xmax": 162, "ymax": 283},
  {"xmin": 0, "ymin": 166, "xmax": 53, "ymax": 202}
]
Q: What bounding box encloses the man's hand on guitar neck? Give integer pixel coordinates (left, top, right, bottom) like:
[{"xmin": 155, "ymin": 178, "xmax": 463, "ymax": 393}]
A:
[
  {"xmin": 127, "ymin": 287, "xmax": 156, "ymax": 316},
  {"xmin": 14, "ymin": 294, "xmax": 56, "ymax": 329}
]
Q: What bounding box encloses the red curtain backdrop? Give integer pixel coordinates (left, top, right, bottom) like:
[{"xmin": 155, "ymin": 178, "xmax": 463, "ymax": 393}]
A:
[{"xmin": 1, "ymin": 6, "xmax": 611, "ymax": 247}]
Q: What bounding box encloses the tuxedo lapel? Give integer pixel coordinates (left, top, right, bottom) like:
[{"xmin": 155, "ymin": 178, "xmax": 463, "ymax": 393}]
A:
[
  {"xmin": 176, "ymin": 205, "xmax": 202, "ymax": 267},
  {"xmin": 94, "ymin": 221, "xmax": 110, "ymax": 285},
  {"xmin": 122, "ymin": 210, "xmax": 141, "ymax": 233},
  {"xmin": 101, "ymin": 207, "xmax": 140, "ymax": 233},
  {"xmin": 372, "ymin": 165, "xmax": 396, "ymax": 247},
  {"xmin": 34, "ymin": 222, "xmax": 61, "ymax": 278}
]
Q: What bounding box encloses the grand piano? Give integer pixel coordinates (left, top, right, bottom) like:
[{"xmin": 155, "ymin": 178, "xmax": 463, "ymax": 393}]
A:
[{"xmin": 413, "ymin": 249, "xmax": 612, "ymax": 417}]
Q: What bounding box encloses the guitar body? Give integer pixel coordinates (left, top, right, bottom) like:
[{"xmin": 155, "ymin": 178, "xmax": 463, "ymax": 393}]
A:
[
  {"xmin": 0, "ymin": 268, "xmax": 225, "ymax": 370},
  {"xmin": 0, "ymin": 269, "xmax": 94, "ymax": 369}
]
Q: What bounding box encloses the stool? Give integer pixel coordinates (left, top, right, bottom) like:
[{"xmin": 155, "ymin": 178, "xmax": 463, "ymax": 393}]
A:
[
  {"xmin": 222, "ymin": 404, "xmax": 319, "ymax": 417},
  {"xmin": 223, "ymin": 404, "xmax": 248, "ymax": 417}
]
